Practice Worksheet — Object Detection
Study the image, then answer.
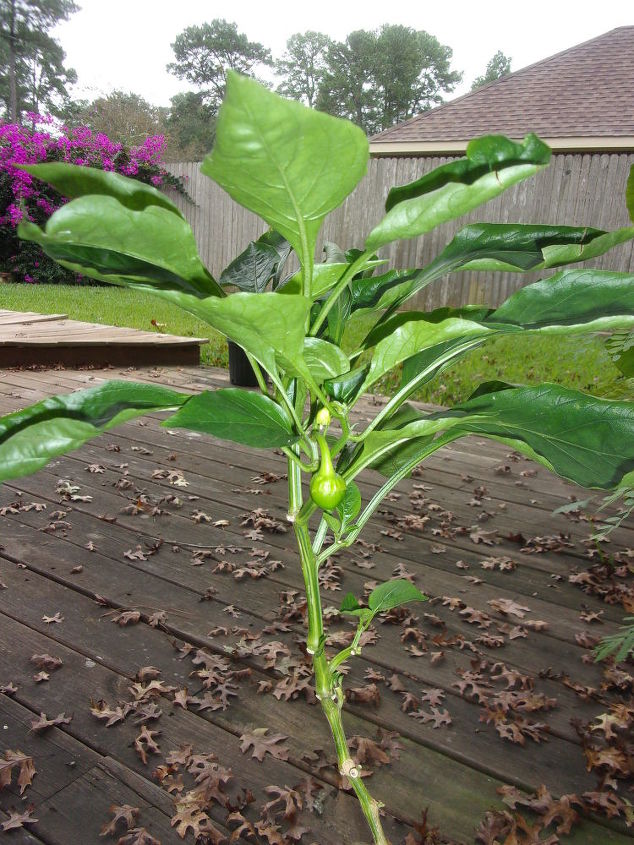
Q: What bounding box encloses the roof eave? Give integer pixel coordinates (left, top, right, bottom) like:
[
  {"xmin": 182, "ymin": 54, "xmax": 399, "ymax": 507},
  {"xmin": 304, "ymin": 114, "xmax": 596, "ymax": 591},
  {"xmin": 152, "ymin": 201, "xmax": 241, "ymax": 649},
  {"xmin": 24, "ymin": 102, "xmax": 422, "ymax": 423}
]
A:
[{"xmin": 369, "ymin": 137, "xmax": 634, "ymax": 156}]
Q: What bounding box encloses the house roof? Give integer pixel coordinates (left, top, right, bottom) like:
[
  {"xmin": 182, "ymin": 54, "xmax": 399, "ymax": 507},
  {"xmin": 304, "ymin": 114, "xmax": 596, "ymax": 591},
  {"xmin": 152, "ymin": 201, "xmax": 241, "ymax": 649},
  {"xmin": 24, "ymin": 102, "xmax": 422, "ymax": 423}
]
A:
[{"xmin": 370, "ymin": 27, "xmax": 634, "ymax": 155}]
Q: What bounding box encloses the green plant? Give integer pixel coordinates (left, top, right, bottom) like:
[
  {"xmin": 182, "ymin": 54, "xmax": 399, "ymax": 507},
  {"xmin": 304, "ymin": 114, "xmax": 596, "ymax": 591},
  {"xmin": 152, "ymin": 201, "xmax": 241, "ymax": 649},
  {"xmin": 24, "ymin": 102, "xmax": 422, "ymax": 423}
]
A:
[
  {"xmin": 594, "ymin": 616, "xmax": 634, "ymax": 663},
  {"xmin": 2, "ymin": 72, "xmax": 634, "ymax": 843}
]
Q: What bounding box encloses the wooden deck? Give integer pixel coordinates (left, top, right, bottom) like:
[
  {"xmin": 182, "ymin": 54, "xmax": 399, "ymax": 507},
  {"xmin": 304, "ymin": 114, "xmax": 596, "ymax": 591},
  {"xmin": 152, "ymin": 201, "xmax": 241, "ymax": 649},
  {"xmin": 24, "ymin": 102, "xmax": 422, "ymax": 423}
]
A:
[
  {"xmin": 0, "ymin": 365, "xmax": 632, "ymax": 844},
  {"xmin": 0, "ymin": 311, "xmax": 207, "ymax": 367}
]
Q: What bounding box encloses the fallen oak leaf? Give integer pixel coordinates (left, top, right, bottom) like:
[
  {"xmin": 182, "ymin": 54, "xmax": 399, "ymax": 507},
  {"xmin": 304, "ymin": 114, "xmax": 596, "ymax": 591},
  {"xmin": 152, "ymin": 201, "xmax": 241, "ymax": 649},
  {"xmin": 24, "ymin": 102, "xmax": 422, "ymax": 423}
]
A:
[
  {"xmin": 100, "ymin": 803, "xmax": 140, "ymax": 836},
  {"xmin": 134, "ymin": 726, "xmax": 161, "ymax": 765},
  {"xmin": 129, "ymin": 679, "xmax": 176, "ymax": 701},
  {"xmin": 254, "ymin": 818, "xmax": 285, "ymax": 845},
  {"xmin": 239, "ymin": 728, "xmax": 289, "ymax": 762},
  {"xmin": 1, "ymin": 806, "xmax": 38, "ymax": 831},
  {"xmin": 0, "ymin": 750, "xmax": 36, "ymax": 794},
  {"xmin": 111, "ymin": 610, "xmax": 142, "ymax": 626},
  {"xmin": 90, "ymin": 699, "xmax": 133, "ymax": 727},
  {"xmin": 147, "ymin": 611, "xmax": 168, "ymax": 628},
  {"xmin": 487, "ymin": 598, "xmax": 531, "ymax": 619},
  {"xmin": 345, "ymin": 683, "xmax": 381, "ymax": 707},
  {"xmin": 262, "ymin": 784, "xmax": 303, "ymax": 819},
  {"xmin": 170, "ymin": 797, "xmax": 223, "ymax": 842},
  {"xmin": 348, "ymin": 736, "xmax": 390, "ymax": 767},
  {"xmin": 42, "ymin": 612, "xmax": 64, "ymax": 624},
  {"xmin": 135, "ymin": 666, "xmax": 162, "ymax": 681},
  {"xmin": 226, "ymin": 810, "xmax": 257, "ymax": 841},
  {"xmin": 410, "ymin": 707, "xmax": 452, "ymax": 728},
  {"xmin": 30, "ymin": 711, "xmax": 72, "ymax": 733},
  {"xmin": 30, "ymin": 653, "xmax": 62, "ymax": 670},
  {"xmin": 132, "ymin": 703, "xmax": 163, "ymax": 724}
]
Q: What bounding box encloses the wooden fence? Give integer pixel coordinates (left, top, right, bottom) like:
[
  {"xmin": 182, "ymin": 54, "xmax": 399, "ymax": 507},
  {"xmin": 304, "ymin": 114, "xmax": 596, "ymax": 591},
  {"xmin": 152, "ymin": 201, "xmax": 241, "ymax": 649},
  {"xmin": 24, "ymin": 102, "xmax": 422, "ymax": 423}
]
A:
[{"xmin": 166, "ymin": 152, "xmax": 634, "ymax": 309}]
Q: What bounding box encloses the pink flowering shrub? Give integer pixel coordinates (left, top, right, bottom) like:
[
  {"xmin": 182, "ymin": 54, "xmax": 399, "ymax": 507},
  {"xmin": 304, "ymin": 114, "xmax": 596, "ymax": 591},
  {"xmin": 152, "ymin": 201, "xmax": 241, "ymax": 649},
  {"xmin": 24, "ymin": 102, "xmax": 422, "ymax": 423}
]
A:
[{"xmin": 0, "ymin": 115, "xmax": 188, "ymax": 284}]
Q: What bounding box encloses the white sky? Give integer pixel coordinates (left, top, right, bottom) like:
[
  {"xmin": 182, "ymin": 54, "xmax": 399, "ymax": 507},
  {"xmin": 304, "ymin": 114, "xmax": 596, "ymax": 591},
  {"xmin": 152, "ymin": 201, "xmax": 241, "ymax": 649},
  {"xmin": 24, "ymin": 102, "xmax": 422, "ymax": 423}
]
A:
[{"xmin": 53, "ymin": 0, "xmax": 633, "ymax": 107}]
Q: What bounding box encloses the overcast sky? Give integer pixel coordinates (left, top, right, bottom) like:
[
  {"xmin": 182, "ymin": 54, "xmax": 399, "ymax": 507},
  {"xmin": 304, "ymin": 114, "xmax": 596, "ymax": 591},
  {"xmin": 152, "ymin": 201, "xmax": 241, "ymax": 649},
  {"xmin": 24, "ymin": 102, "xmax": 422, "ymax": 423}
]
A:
[{"xmin": 53, "ymin": 0, "xmax": 632, "ymax": 107}]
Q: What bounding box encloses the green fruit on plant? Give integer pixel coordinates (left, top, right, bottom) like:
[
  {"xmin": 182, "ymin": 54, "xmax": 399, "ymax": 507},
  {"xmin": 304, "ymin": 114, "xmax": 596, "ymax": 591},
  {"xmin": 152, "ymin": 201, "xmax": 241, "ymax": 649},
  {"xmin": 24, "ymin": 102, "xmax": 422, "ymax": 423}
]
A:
[
  {"xmin": 315, "ymin": 407, "xmax": 331, "ymax": 428},
  {"xmin": 310, "ymin": 433, "xmax": 346, "ymax": 510}
]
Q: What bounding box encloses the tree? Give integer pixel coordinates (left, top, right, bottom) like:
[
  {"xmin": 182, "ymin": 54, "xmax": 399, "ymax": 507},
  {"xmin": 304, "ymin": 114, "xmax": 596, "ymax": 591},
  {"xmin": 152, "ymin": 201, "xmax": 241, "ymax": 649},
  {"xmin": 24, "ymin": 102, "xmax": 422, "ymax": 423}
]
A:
[
  {"xmin": 372, "ymin": 25, "xmax": 462, "ymax": 131},
  {"xmin": 317, "ymin": 25, "xmax": 462, "ymax": 135},
  {"xmin": 275, "ymin": 31, "xmax": 333, "ymax": 108},
  {"xmin": 167, "ymin": 19, "xmax": 272, "ymax": 111},
  {"xmin": 164, "ymin": 91, "xmax": 216, "ymax": 161},
  {"xmin": 0, "ymin": 0, "xmax": 78, "ymax": 122},
  {"xmin": 77, "ymin": 91, "xmax": 164, "ymax": 147},
  {"xmin": 315, "ymin": 30, "xmax": 376, "ymax": 130},
  {"xmin": 471, "ymin": 50, "xmax": 512, "ymax": 90}
]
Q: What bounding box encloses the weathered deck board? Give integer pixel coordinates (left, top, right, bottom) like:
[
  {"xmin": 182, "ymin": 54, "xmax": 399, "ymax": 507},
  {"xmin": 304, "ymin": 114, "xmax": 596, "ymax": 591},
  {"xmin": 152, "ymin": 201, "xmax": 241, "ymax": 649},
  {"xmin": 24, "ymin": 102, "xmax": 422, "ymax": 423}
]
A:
[
  {"xmin": 0, "ymin": 365, "xmax": 632, "ymax": 844},
  {"xmin": 0, "ymin": 311, "xmax": 207, "ymax": 366},
  {"xmin": 0, "ymin": 310, "xmax": 68, "ymax": 325}
]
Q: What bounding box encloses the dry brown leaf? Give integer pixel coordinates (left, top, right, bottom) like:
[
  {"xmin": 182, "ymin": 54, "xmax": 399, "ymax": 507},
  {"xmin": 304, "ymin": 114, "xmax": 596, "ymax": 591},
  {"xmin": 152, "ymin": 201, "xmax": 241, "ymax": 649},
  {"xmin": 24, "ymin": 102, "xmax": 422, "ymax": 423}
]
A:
[
  {"xmin": 0, "ymin": 750, "xmax": 36, "ymax": 794},
  {"xmin": 100, "ymin": 803, "xmax": 140, "ymax": 836},
  {"xmin": 1, "ymin": 806, "xmax": 38, "ymax": 831},
  {"xmin": 239, "ymin": 728, "xmax": 289, "ymax": 762},
  {"xmin": 30, "ymin": 711, "xmax": 72, "ymax": 733},
  {"xmin": 134, "ymin": 726, "xmax": 161, "ymax": 765}
]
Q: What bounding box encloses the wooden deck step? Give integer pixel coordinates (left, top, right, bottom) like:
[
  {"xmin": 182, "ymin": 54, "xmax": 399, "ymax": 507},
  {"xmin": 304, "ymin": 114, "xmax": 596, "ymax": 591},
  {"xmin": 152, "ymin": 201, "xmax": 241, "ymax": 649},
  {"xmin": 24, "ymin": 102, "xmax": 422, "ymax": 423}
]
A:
[{"xmin": 0, "ymin": 311, "xmax": 207, "ymax": 367}]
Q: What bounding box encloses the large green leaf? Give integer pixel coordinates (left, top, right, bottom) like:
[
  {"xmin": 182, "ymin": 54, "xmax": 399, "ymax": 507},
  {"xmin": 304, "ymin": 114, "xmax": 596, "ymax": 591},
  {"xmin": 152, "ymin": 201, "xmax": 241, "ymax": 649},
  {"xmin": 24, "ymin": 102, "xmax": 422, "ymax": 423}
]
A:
[
  {"xmin": 428, "ymin": 384, "xmax": 634, "ymax": 489},
  {"xmin": 349, "ymin": 269, "xmax": 421, "ymax": 313},
  {"xmin": 362, "ymin": 270, "xmax": 634, "ymax": 397},
  {"xmin": 337, "ymin": 403, "xmax": 439, "ymax": 478},
  {"xmin": 343, "ymin": 384, "xmax": 634, "ymax": 490},
  {"xmin": 21, "ymin": 162, "xmax": 185, "ymax": 218},
  {"xmin": 191, "ymin": 291, "xmax": 312, "ymax": 379},
  {"xmin": 19, "ymin": 196, "xmax": 222, "ymax": 298},
  {"xmin": 437, "ymin": 223, "xmax": 634, "ymax": 275},
  {"xmin": 0, "ymin": 382, "xmax": 188, "ymax": 482},
  {"xmin": 201, "ymin": 72, "xmax": 368, "ymax": 283},
  {"xmin": 348, "ymin": 221, "xmax": 634, "ymax": 317},
  {"xmin": 301, "ymin": 338, "xmax": 350, "ymax": 383},
  {"xmin": 284, "ymin": 256, "xmax": 385, "ymax": 300},
  {"xmin": 365, "ymin": 134, "xmax": 551, "ymax": 251},
  {"xmin": 219, "ymin": 235, "xmax": 285, "ymax": 293},
  {"xmin": 361, "ymin": 315, "xmax": 497, "ymax": 392},
  {"xmin": 326, "ymin": 286, "xmax": 352, "ymax": 347},
  {"xmin": 489, "ymin": 270, "xmax": 634, "ymax": 331},
  {"xmin": 164, "ymin": 388, "xmax": 298, "ymax": 448},
  {"xmin": 324, "ymin": 366, "xmax": 369, "ymax": 404}
]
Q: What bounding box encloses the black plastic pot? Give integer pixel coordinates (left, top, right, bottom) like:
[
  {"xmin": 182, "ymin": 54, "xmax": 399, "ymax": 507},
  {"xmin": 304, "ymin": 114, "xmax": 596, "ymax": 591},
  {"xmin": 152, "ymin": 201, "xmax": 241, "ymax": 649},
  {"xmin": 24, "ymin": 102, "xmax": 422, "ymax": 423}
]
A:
[{"xmin": 227, "ymin": 341, "xmax": 260, "ymax": 387}]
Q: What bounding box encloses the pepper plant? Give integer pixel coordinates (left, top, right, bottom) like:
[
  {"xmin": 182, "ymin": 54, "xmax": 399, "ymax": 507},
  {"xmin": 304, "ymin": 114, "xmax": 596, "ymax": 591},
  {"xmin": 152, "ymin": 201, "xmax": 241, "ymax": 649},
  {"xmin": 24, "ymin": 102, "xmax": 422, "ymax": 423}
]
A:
[{"xmin": 2, "ymin": 73, "xmax": 634, "ymax": 843}]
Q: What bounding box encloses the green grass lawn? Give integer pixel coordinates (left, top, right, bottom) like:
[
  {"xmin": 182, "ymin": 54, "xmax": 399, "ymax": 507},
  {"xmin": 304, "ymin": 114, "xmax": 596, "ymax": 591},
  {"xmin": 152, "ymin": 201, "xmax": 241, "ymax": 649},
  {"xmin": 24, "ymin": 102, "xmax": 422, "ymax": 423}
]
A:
[
  {"xmin": 2, "ymin": 283, "xmax": 630, "ymax": 403},
  {"xmin": 1, "ymin": 283, "xmax": 228, "ymax": 368}
]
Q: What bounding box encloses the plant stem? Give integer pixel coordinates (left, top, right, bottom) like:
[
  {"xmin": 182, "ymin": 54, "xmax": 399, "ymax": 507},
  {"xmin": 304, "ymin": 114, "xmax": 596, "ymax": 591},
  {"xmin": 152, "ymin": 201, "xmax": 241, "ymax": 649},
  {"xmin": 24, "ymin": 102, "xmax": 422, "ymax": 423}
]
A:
[{"xmin": 292, "ymin": 500, "xmax": 391, "ymax": 844}]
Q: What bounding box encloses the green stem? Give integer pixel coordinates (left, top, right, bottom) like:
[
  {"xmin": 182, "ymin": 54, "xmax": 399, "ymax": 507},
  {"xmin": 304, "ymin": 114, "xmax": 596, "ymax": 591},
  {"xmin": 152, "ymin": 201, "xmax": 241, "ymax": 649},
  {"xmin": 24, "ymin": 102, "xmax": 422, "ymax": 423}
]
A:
[
  {"xmin": 282, "ymin": 446, "xmax": 318, "ymax": 475},
  {"xmin": 245, "ymin": 351, "xmax": 269, "ymax": 395},
  {"xmin": 292, "ymin": 498, "xmax": 391, "ymax": 843}
]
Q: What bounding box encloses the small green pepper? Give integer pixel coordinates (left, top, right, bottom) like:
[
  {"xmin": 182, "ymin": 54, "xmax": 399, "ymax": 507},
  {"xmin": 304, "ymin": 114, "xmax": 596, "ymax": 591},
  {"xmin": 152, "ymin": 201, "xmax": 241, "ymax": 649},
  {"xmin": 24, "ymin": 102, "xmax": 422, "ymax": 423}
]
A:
[
  {"xmin": 315, "ymin": 407, "xmax": 331, "ymax": 428},
  {"xmin": 310, "ymin": 433, "xmax": 346, "ymax": 510}
]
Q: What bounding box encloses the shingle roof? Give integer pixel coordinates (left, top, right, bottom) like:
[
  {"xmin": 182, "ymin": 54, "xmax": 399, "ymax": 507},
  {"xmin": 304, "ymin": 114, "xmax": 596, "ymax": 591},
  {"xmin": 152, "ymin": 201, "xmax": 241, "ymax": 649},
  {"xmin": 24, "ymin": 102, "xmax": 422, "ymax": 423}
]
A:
[{"xmin": 371, "ymin": 27, "xmax": 634, "ymax": 150}]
